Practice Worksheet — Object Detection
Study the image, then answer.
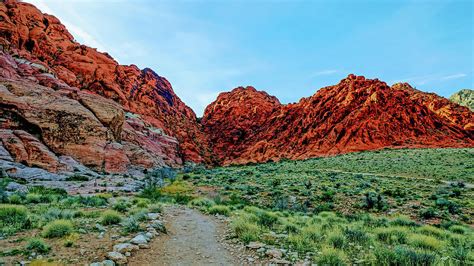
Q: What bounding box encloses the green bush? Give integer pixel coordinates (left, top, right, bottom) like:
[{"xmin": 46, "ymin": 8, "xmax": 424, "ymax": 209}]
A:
[
  {"xmin": 112, "ymin": 201, "xmax": 130, "ymax": 213},
  {"xmin": 375, "ymin": 246, "xmax": 436, "ymax": 265},
  {"xmin": 26, "ymin": 238, "xmax": 51, "ymax": 254},
  {"xmin": 375, "ymin": 227, "xmax": 408, "ymax": 244},
  {"xmin": 189, "ymin": 197, "xmax": 215, "ymax": 208},
  {"xmin": 0, "ymin": 204, "xmax": 30, "ymax": 233},
  {"xmin": 314, "ymin": 247, "xmax": 348, "ymax": 266},
  {"xmin": 408, "ymin": 234, "xmax": 444, "ymax": 251},
  {"xmin": 232, "ymin": 215, "xmax": 260, "ymax": 244},
  {"xmin": 255, "ymin": 210, "xmax": 279, "ymax": 228},
  {"xmin": 100, "ymin": 210, "xmax": 122, "ymax": 225},
  {"xmin": 148, "ymin": 203, "xmax": 163, "ymax": 213},
  {"xmin": 208, "ymin": 205, "xmax": 231, "ymax": 216},
  {"xmin": 327, "ymin": 231, "xmax": 346, "ymax": 249},
  {"xmin": 42, "ymin": 219, "xmax": 73, "ymax": 238},
  {"xmin": 121, "ymin": 217, "xmax": 140, "ymax": 234}
]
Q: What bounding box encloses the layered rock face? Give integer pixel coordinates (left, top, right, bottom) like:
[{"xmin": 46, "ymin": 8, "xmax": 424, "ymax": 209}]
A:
[
  {"xmin": 203, "ymin": 75, "xmax": 474, "ymax": 165},
  {"xmin": 450, "ymin": 89, "xmax": 473, "ymax": 111},
  {"xmin": 0, "ymin": 0, "xmax": 210, "ymax": 174}
]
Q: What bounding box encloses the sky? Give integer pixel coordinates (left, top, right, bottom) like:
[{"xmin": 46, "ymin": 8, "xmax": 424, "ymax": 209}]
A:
[{"xmin": 26, "ymin": 0, "xmax": 473, "ymax": 116}]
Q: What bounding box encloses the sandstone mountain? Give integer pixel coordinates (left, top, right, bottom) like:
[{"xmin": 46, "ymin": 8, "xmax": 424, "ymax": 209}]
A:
[
  {"xmin": 202, "ymin": 76, "xmax": 474, "ymax": 165},
  {"xmin": 0, "ymin": 0, "xmax": 210, "ymax": 175},
  {"xmin": 450, "ymin": 89, "xmax": 474, "ymax": 111},
  {"xmin": 0, "ymin": 0, "xmax": 473, "ymax": 175}
]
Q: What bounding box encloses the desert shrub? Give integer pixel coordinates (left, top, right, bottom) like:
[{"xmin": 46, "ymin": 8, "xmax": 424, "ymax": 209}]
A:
[
  {"xmin": 449, "ymin": 225, "xmax": 468, "ymax": 234},
  {"xmin": 189, "ymin": 197, "xmax": 215, "ymax": 208},
  {"xmin": 281, "ymin": 221, "xmax": 300, "ymax": 233},
  {"xmin": 419, "ymin": 207, "xmax": 438, "ymax": 219},
  {"xmin": 208, "ymin": 205, "xmax": 230, "ymax": 216},
  {"xmin": 121, "ymin": 217, "xmax": 140, "ymax": 234},
  {"xmin": 143, "ymin": 167, "xmax": 176, "ymax": 194},
  {"xmin": 42, "ymin": 219, "xmax": 73, "ymax": 238},
  {"xmin": 362, "ymin": 192, "xmax": 388, "ymax": 211},
  {"xmin": 390, "ymin": 215, "xmax": 418, "ymax": 227},
  {"xmin": 255, "ymin": 210, "xmax": 279, "ymax": 228},
  {"xmin": 26, "ymin": 238, "xmax": 51, "ymax": 254},
  {"xmin": 63, "ymin": 233, "xmax": 79, "ymax": 247},
  {"xmin": 343, "ymin": 227, "xmax": 370, "ymax": 244},
  {"xmin": 131, "ymin": 208, "xmax": 148, "ymax": 221},
  {"xmin": 408, "ymin": 234, "xmax": 444, "ymax": 251},
  {"xmin": 113, "ymin": 200, "xmax": 130, "ymax": 213},
  {"xmin": 327, "ymin": 230, "xmax": 346, "ymax": 249},
  {"xmin": 0, "ymin": 204, "xmax": 30, "ymax": 233},
  {"xmin": 232, "ymin": 215, "xmax": 260, "ymax": 244},
  {"xmin": 375, "ymin": 227, "xmax": 408, "ymax": 244},
  {"xmin": 65, "ymin": 174, "xmax": 89, "ymax": 181},
  {"xmin": 375, "ymin": 246, "xmax": 436, "ymax": 265},
  {"xmin": 451, "ymin": 246, "xmax": 471, "ymax": 264},
  {"xmin": 416, "ymin": 225, "xmax": 446, "ymax": 239},
  {"xmin": 314, "ymin": 247, "xmax": 348, "ymax": 266},
  {"xmin": 287, "ymin": 233, "xmax": 315, "ymax": 253},
  {"xmin": 134, "ymin": 198, "xmax": 150, "ymax": 208},
  {"xmin": 147, "ymin": 203, "xmax": 163, "ymax": 213},
  {"xmin": 100, "ymin": 210, "xmax": 122, "ymax": 225},
  {"xmin": 8, "ymin": 194, "xmax": 23, "ymax": 204}
]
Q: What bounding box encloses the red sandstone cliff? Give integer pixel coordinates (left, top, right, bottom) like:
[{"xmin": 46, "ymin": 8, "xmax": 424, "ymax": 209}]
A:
[
  {"xmin": 202, "ymin": 75, "xmax": 474, "ymax": 165},
  {"xmin": 0, "ymin": 0, "xmax": 211, "ymax": 173}
]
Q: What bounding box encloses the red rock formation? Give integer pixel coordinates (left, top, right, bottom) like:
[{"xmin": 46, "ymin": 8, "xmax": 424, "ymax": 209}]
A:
[
  {"xmin": 0, "ymin": 0, "xmax": 211, "ymax": 165},
  {"xmin": 202, "ymin": 75, "xmax": 474, "ymax": 165}
]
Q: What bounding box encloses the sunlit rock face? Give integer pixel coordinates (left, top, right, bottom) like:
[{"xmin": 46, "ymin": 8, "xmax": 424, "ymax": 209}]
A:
[
  {"xmin": 0, "ymin": 0, "xmax": 212, "ymax": 174},
  {"xmin": 202, "ymin": 75, "xmax": 474, "ymax": 165}
]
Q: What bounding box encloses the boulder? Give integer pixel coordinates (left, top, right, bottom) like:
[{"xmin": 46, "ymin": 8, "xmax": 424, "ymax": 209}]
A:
[{"xmin": 106, "ymin": 252, "xmax": 127, "ymax": 265}]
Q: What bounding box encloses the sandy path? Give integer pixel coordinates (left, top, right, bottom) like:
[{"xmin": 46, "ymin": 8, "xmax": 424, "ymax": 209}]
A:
[{"xmin": 129, "ymin": 206, "xmax": 239, "ymax": 266}]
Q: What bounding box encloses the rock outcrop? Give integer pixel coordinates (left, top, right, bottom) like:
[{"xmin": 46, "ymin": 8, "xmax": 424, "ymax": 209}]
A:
[
  {"xmin": 202, "ymin": 75, "xmax": 474, "ymax": 165},
  {"xmin": 0, "ymin": 0, "xmax": 210, "ymax": 171},
  {"xmin": 450, "ymin": 89, "xmax": 473, "ymax": 111}
]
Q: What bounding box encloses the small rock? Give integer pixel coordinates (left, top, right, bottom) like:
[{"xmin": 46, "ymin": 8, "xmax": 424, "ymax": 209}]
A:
[
  {"xmin": 266, "ymin": 248, "xmax": 283, "ymax": 259},
  {"xmin": 113, "ymin": 243, "xmax": 138, "ymax": 253},
  {"xmin": 5, "ymin": 182, "xmax": 28, "ymax": 193},
  {"xmin": 107, "ymin": 252, "xmax": 127, "ymax": 264},
  {"xmin": 130, "ymin": 234, "xmax": 148, "ymax": 245},
  {"xmin": 150, "ymin": 220, "xmax": 166, "ymax": 233},
  {"xmin": 98, "ymin": 232, "xmax": 105, "ymax": 239},
  {"xmin": 246, "ymin": 241, "xmax": 265, "ymax": 249},
  {"xmin": 95, "ymin": 223, "xmax": 107, "ymax": 232},
  {"xmin": 145, "ymin": 232, "xmax": 153, "ymax": 239},
  {"xmin": 270, "ymin": 258, "xmax": 291, "ymax": 265},
  {"xmin": 125, "ymin": 252, "xmax": 131, "ymax": 257},
  {"xmin": 138, "ymin": 243, "xmax": 150, "ymax": 249},
  {"xmin": 147, "ymin": 213, "xmax": 160, "ymax": 220},
  {"xmin": 102, "ymin": 260, "xmax": 115, "ymax": 266}
]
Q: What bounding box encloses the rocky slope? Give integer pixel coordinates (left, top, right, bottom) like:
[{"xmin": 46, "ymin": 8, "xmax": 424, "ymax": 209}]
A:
[
  {"xmin": 450, "ymin": 89, "xmax": 473, "ymax": 111},
  {"xmin": 0, "ymin": 0, "xmax": 210, "ymax": 176},
  {"xmin": 202, "ymin": 75, "xmax": 474, "ymax": 165}
]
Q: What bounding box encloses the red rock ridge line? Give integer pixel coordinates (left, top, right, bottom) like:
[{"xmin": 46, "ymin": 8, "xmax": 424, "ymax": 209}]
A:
[
  {"xmin": 202, "ymin": 75, "xmax": 474, "ymax": 165},
  {"xmin": 0, "ymin": 0, "xmax": 212, "ymax": 164}
]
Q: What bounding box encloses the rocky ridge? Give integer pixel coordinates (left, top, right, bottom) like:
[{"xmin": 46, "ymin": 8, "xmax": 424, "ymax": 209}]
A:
[{"xmin": 202, "ymin": 76, "xmax": 474, "ymax": 165}]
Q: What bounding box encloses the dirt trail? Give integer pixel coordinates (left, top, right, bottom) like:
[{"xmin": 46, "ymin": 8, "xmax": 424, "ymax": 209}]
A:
[{"xmin": 130, "ymin": 206, "xmax": 239, "ymax": 266}]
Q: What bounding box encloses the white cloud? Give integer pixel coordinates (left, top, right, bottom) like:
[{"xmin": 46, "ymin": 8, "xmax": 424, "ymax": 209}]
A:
[
  {"xmin": 440, "ymin": 73, "xmax": 467, "ymax": 80},
  {"xmin": 391, "ymin": 73, "xmax": 469, "ymax": 85},
  {"xmin": 309, "ymin": 69, "xmax": 338, "ymax": 78}
]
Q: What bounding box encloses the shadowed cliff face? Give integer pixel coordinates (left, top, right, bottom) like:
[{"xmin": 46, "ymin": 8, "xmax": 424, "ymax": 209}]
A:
[
  {"xmin": 202, "ymin": 75, "xmax": 474, "ymax": 165},
  {"xmin": 0, "ymin": 0, "xmax": 473, "ymax": 174},
  {"xmin": 0, "ymin": 0, "xmax": 212, "ymax": 170}
]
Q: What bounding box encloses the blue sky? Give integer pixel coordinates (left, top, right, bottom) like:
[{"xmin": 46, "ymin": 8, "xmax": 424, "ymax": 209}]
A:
[{"xmin": 27, "ymin": 0, "xmax": 473, "ymax": 116}]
